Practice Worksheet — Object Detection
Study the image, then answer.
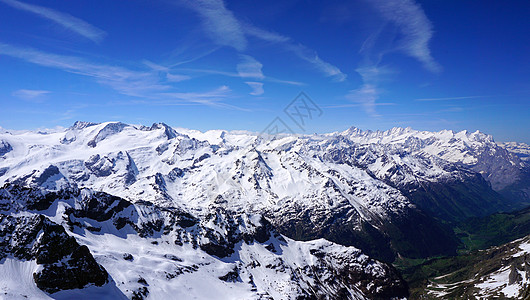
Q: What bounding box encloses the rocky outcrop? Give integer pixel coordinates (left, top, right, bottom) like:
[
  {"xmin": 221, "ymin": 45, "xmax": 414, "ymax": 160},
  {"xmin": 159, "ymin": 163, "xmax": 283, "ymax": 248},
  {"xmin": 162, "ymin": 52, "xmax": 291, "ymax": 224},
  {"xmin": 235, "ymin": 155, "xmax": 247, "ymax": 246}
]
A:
[
  {"xmin": 0, "ymin": 214, "xmax": 109, "ymax": 294},
  {"xmin": 0, "ymin": 140, "xmax": 12, "ymax": 157}
]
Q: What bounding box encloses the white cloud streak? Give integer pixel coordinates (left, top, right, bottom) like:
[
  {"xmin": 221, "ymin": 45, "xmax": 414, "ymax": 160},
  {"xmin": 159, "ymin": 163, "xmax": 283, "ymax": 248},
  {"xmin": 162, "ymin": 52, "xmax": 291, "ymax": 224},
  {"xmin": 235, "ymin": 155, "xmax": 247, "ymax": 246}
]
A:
[
  {"xmin": 236, "ymin": 55, "xmax": 264, "ymax": 79},
  {"xmin": 243, "ymin": 25, "xmax": 290, "ymax": 43},
  {"xmin": 166, "ymin": 73, "xmax": 192, "ymax": 82},
  {"xmin": 0, "ymin": 43, "xmax": 167, "ymax": 97},
  {"xmin": 285, "ymin": 43, "xmax": 347, "ymax": 82},
  {"xmin": 177, "ymin": 1, "xmax": 346, "ymax": 82},
  {"xmin": 416, "ymin": 95, "xmax": 487, "ymax": 101},
  {"xmin": 345, "ymin": 66, "xmax": 394, "ymax": 117},
  {"xmin": 180, "ymin": 0, "xmax": 247, "ymax": 51},
  {"xmin": 0, "ymin": 0, "xmax": 106, "ymax": 43},
  {"xmin": 142, "ymin": 60, "xmax": 170, "ymax": 72},
  {"xmin": 245, "ymin": 24, "xmax": 347, "ymax": 82},
  {"xmin": 366, "ymin": 0, "xmax": 441, "ymax": 73},
  {"xmin": 245, "ymin": 82, "xmax": 264, "ymax": 96},
  {"xmin": 155, "ymin": 85, "xmax": 235, "ymax": 107},
  {"xmin": 12, "ymin": 89, "xmax": 50, "ymax": 101},
  {"xmin": 143, "ymin": 60, "xmax": 191, "ymax": 83},
  {"xmin": 324, "ymin": 102, "xmax": 395, "ymax": 109},
  {"xmin": 347, "ymin": 0, "xmax": 440, "ymax": 117},
  {"xmin": 0, "ymin": 43, "xmax": 237, "ymax": 108},
  {"xmin": 236, "ymin": 55, "xmax": 265, "ymax": 95},
  {"xmin": 177, "ymin": 68, "xmax": 304, "ymax": 86},
  {"xmin": 346, "ymin": 84, "xmax": 379, "ymax": 116}
]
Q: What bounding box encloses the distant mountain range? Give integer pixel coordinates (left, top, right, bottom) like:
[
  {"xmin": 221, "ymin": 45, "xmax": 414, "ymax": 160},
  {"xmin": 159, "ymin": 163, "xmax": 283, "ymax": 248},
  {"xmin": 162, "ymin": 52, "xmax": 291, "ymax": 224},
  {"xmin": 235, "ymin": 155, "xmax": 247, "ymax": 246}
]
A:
[{"xmin": 1, "ymin": 121, "xmax": 529, "ymax": 299}]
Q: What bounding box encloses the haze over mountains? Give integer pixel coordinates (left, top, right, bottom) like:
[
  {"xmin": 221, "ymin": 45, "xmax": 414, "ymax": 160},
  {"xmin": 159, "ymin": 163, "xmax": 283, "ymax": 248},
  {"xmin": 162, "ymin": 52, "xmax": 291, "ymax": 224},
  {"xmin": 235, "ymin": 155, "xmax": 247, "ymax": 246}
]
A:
[{"xmin": 1, "ymin": 121, "xmax": 530, "ymax": 299}]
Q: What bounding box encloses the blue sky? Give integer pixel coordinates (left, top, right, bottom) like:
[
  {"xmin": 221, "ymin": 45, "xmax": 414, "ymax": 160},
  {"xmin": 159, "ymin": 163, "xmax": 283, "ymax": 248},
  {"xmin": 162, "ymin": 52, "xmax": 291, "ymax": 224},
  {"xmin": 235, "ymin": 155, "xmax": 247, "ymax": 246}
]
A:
[{"xmin": 0, "ymin": 0, "xmax": 529, "ymax": 142}]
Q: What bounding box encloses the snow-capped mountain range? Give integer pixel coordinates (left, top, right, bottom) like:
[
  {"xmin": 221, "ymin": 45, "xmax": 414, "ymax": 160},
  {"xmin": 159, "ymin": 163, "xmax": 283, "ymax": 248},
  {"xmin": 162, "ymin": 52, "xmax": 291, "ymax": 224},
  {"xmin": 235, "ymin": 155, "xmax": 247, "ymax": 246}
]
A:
[
  {"xmin": 0, "ymin": 121, "xmax": 529, "ymax": 299},
  {"xmin": 500, "ymin": 142, "xmax": 530, "ymax": 162}
]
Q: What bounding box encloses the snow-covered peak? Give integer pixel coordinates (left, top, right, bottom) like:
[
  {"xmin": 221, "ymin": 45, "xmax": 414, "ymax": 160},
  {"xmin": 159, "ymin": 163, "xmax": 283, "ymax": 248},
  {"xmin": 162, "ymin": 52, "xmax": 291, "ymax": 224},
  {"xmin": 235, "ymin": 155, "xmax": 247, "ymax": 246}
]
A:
[
  {"xmin": 69, "ymin": 121, "xmax": 99, "ymax": 130},
  {"xmin": 340, "ymin": 126, "xmax": 494, "ymax": 145}
]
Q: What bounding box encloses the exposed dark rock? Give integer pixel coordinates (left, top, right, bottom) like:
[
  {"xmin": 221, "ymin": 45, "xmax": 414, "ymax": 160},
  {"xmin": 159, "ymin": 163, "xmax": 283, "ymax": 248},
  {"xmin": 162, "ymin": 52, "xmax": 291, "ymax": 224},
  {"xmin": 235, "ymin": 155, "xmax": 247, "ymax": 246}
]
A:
[
  {"xmin": 167, "ymin": 167, "xmax": 184, "ymax": 180},
  {"xmin": 156, "ymin": 142, "xmax": 169, "ymax": 155},
  {"xmin": 70, "ymin": 121, "xmax": 99, "ymax": 130},
  {"xmin": 163, "ymin": 254, "xmax": 182, "ymax": 262},
  {"xmin": 131, "ymin": 286, "xmax": 149, "ymax": 300},
  {"xmin": 0, "ymin": 140, "xmax": 12, "ymax": 156},
  {"xmin": 85, "ymin": 154, "xmax": 114, "ymax": 177},
  {"xmin": 265, "ymin": 243, "xmax": 276, "ymax": 253},
  {"xmin": 0, "ymin": 183, "xmax": 80, "ymax": 211},
  {"xmin": 509, "ymin": 263, "xmax": 522, "ymax": 285},
  {"xmin": 87, "ymin": 122, "xmax": 128, "ymax": 148},
  {"xmin": 0, "ymin": 214, "xmax": 108, "ymax": 294},
  {"xmin": 219, "ymin": 268, "xmax": 241, "ymax": 282},
  {"xmin": 123, "ymin": 154, "xmax": 137, "ymax": 186},
  {"xmin": 150, "ymin": 122, "xmax": 178, "ymax": 140},
  {"xmin": 33, "ymin": 165, "xmax": 61, "ymax": 186},
  {"xmin": 193, "ymin": 153, "xmax": 210, "ymax": 165},
  {"xmin": 137, "ymin": 277, "xmax": 148, "ymax": 286},
  {"xmin": 198, "ymin": 208, "xmax": 272, "ymax": 258},
  {"xmin": 72, "ymin": 190, "xmax": 132, "ymax": 222}
]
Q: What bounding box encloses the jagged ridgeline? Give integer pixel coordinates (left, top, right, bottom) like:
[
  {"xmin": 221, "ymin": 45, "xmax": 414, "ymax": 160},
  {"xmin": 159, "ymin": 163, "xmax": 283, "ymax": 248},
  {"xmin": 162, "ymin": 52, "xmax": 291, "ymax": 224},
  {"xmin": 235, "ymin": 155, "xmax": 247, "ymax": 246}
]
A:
[{"xmin": 0, "ymin": 121, "xmax": 529, "ymax": 298}]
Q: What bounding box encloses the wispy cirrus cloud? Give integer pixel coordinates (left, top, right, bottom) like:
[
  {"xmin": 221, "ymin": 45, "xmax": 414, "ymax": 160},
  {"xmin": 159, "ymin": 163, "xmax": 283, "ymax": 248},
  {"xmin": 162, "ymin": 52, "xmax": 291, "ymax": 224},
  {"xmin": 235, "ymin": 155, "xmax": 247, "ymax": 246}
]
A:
[
  {"xmin": 365, "ymin": 0, "xmax": 441, "ymax": 73},
  {"xmin": 236, "ymin": 55, "xmax": 265, "ymax": 96},
  {"xmin": 0, "ymin": 43, "xmax": 239, "ymax": 109},
  {"xmin": 142, "ymin": 60, "xmax": 170, "ymax": 72},
  {"xmin": 154, "ymin": 85, "xmax": 237, "ymax": 108},
  {"xmin": 137, "ymin": 85, "xmax": 247, "ymax": 110},
  {"xmin": 12, "ymin": 89, "xmax": 50, "ymax": 102},
  {"xmin": 236, "ymin": 55, "xmax": 264, "ymax": 80},
  {"xmin": 244, "ymin": 82, "xmax": 264, "ymax": 96},
  {"xmin": 245, "ymin": 25, "xmax": 347, "ymax": 82},
  {"xmin": 243, "ymin": 25, "xmax": 290, "ymax": 43},
  {"xmin": 346, "ymin": 84, "xmax": 379, "ymax": 117},
  {"xmin": 166, "ymin": 73, "xmax": 192, "ymax": 83},
  {"xmin": 324, "ymin": 102, "xmax": 395, "ymax": 109},
  {"xmin": 0, "ymin": 43, "xmax": 167, "ymax": 97},
  {"xmin": 288, "ymin": 44, "xmax": 347, "ymax": 82},
  {"xmin": 180, "ymin": 0, "xmax": 247, "ymax": 51},
  {"xmin": 176, "ymin": 67, "xmax": 303, "ymax": 86},
  {"xmin": 416, "ymin": 95, "xmax": 488, "ymax": 101},
  {"xmin": 176, "ymin": 0, "xmax": 346, "ymax": 82},
  {"xmin": 143, "ymin": 60, "xmax": 192, "ymax": 83},
  {"xmin": 344, "ymin": 0, "xmax": 440, "ymax": 117},
  {"xmin": 0, "ymin": 0, "xmax": 106, "ymax": 43},
  {"xmin": 345, "ymin": 66, "xmax": 394, "ymax": 116}
]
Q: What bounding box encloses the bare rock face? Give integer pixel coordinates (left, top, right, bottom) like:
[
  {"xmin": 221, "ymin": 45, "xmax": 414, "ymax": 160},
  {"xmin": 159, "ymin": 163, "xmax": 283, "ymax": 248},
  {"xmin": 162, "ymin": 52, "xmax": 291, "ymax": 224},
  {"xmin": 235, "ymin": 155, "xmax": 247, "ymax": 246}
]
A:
[
  {"xmin": 509, "ymin": 263, "xmax": 522, "ymax": 285},
  {"xmin": 0, "ymin": 214, "xmax": 109, "ymax": 293},
  {"xmin": 0, "ymin": 140, "xmax": 11, "ymax": 157}
]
